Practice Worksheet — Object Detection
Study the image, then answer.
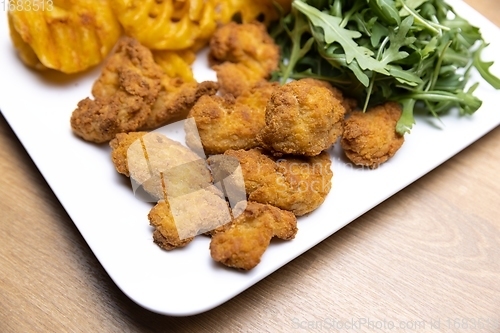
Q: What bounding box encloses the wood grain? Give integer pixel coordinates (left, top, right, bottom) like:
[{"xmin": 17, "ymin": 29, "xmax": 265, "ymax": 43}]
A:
[{"xmin": 1, "ymin": 1, "xmax": 500, "ymax": 331}]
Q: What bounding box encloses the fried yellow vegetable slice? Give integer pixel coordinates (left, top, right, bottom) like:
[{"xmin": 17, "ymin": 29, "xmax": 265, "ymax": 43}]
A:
[
  {"xmin": 110, "ymin": 0, "xmax": 209, "ymax": 50},
  {"xmin": 152, "ymin": 49, "xmax": 196, "ymax": 82},
  {"xmin": 8, "ymin": 0, "xmax": 121, "ymax": 73},
  {"xmin": 7, "ymin": 11, "xmax": 47, "ymax": 71},
  {"xmin": 110, "ymin": 0, "xmax": 290, "ymax": 52},
  {"xmin": 222, "ymin": 0, "xmax": 291, "ymax": 26}
]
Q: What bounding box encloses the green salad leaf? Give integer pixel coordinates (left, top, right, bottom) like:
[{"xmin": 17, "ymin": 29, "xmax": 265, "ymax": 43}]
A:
[{"xmin": 271, "ymin": 0, "xmax": 500, "ymax": 134}]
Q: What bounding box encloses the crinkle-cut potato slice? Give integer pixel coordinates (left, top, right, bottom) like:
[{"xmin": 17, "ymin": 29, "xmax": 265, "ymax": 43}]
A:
[
  {"xmin": 7, "ymin": 11, "xmax": 47, "ymax": 71},
  {"xmin": 216, "ymin": 0, "xmax": 292, "ymax": 26},
  {"xmin": 110, "ymin": 0, "xmax": 218, "ymax": 50},
  {"xmin": 224, "ymin": 0, "xmax": 291, "ymax": 26},
  {"xmin": 8, "ymin": 0, "xmax": 121, "ymax": 74},
  {"xmin": 110, "ymin": 0, "xmax": 290, "ymax": 51},
  {"xmin": 152, "ymin": 49, "xmax": 196, "ymax": 82}
]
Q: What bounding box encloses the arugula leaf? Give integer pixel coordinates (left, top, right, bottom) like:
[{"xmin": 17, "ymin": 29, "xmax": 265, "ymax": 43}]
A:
[
  {"xmin": 275, "ymin": 6, "xmax": 315, "ymax": 83},
  {"xmin": 396, "ymin": 98, "xmax": 416, "ymax": 134},
  {"xmin": 368, "ymin": 0, "xmax": 401, "ymax": 25},
  {"xmin": 380, "ymin": 16, "xmax": 415, "ymax": 64},
  {"xmin": 293, "ymin": 1, "xmax": 388, "ymax": 76},
  {"xmin": 272, "ymin": 0, "xmax": 500, "ymax": 135},
  {"xmin": 370, "ymin": 22, "xmax": 390, "ymax": 47},
  {"xmin": 399, "ymin": 0, "xmax": 428, "ymax": 16},
  {"xmin": 473, "ymin": 42, "xmax": 500, "ymax": 89},
  {"xmin": 319, "ymin": 46, "xmax": 371, "ymax": 86}
]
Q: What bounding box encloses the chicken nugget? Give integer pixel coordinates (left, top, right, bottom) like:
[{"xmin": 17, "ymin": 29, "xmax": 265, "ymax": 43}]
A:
[
  {"xmin": 209, "ymin": 22, "xmax": 280, "ymax": 97},
  {"xmin": 143, "ymin": 78, "xmax": 219, "ymax": 130},
  {"xmin": 149, "ymin": 187, "xmax": 232, "ymax": 250},
  {"xmin": 109, "ymin": 131, "xmax": 148, "ymax": 176},
  {"xmin": 341, "ymin": 102, "xmax": 405, "ymax": 169},
  {"xmin": 187, "ymin": 81, "xmax": 278, "ymax": 155},
  {"xmin": 71, "ymin": 37, "xmax": 163, "ymax": 143},
  {"xmin": 259, "ymin": 79, "xmax": 346, "ymax": 156},
  {"xmin": 210, "ymin": 201, "xmax": 297, "ymax": 270},
  {"xmin": 91, "ymin": 37, "xmax": 163, "ymax": 101},
  {"xmin": 298, "ymin": 78, "xmax": 358, "ymax": 114},
  {"xmin": 218, "ymin": 149, "xmax": 333, "ymax": 216},
  {"xmin": 149, "ymin": 200, "xmax": 194, "ymax": 250},
  {"xmin": 111, "ymin": 131, "xmax": 235, "ymax": 249},
  {"xmin": 110, "ymin": 131, "xmax": 213, "ymax": 201}
]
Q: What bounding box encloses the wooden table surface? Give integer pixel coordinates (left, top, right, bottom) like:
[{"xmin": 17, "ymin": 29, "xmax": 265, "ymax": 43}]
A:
[{"xmin": 1, "ymin": 1, "xmax": 499, "ymax": 332}]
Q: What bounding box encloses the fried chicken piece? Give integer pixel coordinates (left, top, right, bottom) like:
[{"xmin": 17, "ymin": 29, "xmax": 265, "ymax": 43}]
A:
[
  {"xmin": 149, "ymin": 188, "xmax": 232, "ymax": 250},
  {"xmin": 211, "ymin": 63, "xmax": 271, "ymax": 99},
  {"xmin": 149, "ymin": 200, "xmax": 194, "ymax": 250},
  {"xmin": 210, "ymin": 201, "xmax": 297, "ymax": 270},
  {"xmin": 209, "ymin": 22, "xmax": 280, "ymax": 97},
  {"xmin": 215, "ymin": 149, "xmax": 333, "ymax": 216},
  {"xmin": 109, "ymin": 131, "xmax": 213, "ymax": 201},
  {"xmin": 71, "ymin": 37, "xmax": 218, "ymax": 142},
  {"xmin": 258, "ymin": 79, "xmax": 346, "ymax": 156},
  {"xmin": 143, "ymin": 78, "xmax": 219, "ymax": 130},
  {"xmin": 186, "ymin": 81, "xmax": 278, "ymax": 155},
  {"xmin": 109, "ymin": 131, "xmax": 148, "ymax": 176},
  {"xmin": 71, "ymin": 37, "xmax": 163, "ymax": 143},
  {"xmin": 205, "ymin": 154, "xmax": 248, "ymax": 218},
  {"xmin": 111, "ymin": 131, "xmax": 236, "ymax": 250},
  {"xmin": 298, "ymin": 78, "xmax": 358, "ymax": 114},
  {"xmin": 341, "ymin": 102, "xmax": 405, "ymax": 169}
]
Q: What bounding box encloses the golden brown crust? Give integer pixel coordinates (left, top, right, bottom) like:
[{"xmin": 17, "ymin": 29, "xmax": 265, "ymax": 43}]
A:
[
  {"xmin": 220, "ymin": 149, "xmax": 333, "ymax": 216},
  {"xmin": 258, "ymin": 79, "xmax": 346, "ymax": 156},
  {"xmin": 209, "ymin": 22, "xmax": 280, "ymax": 97},
  {"xmin": 110, "ymin": 132, "xmax": 214, "ymax": 201},
  {"xmin": 187, "ymin": 81, "xmax": 278, "ymax": 155},
  {"xmin": 109, "ymin": 132, "xmax": 148, "ymax": 176},
  {"xmin": 149, "ymin": 188, "xmax": 232, "ymax": 250},
  {"xmin": 142, "ymin": 79, "xmax": 219, "ymax": 130},
  {"xmin": 341, "ymin": 102, "xmax": 405, "ymax": 168},
  {"xmin": 149, "ymin": 200, "xmax": 195, "ymax": 250},
  {"xmin": 298, "ymin": 78, "xmax": 358, "ymax": 114},
  {"xmin": 91, "ymin": 37, "xmax": 163, "ymax": 100},
  {"xmin": 210, "ymin": 201, "xmax": 297, "ymax": 270},
  {"xmin": 70, "ymin": 37, "xmax": 163, "ymax": 143}
]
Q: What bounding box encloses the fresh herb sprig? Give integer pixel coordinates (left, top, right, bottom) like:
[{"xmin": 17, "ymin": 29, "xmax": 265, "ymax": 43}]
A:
[{"xmin": 271, "ymin": 0, "xmax": 500, "ymax": 134}]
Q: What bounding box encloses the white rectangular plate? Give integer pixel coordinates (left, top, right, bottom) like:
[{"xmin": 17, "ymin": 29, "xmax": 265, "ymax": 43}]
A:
[{"xmin": 1, "ymin": 0, "xmax": 499, "ymax": 316}]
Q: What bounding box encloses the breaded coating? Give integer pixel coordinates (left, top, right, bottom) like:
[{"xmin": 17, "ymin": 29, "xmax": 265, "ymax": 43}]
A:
[
  {"xmin": 218, "ymin": 149, "xmax": 333, "ymax": 216},
  {"xmin": 205, "ymin": 154, "xmax": 248, "ymax": 219},
  {"xmin": 299, "ymin": 78, "xmax": 358, "ymax": 114},
  {"xmin": 211, "ymin": 63, "xmax": 270, "ymax": 99},
  {"xmin": 143, "ymin": 78, "xmax": 219, "ymax": 130},
  {"xmin": 71, "ymin": 37, "xmax": 218, "ymax": 142},
  {"xmin": 90, "ymin": 37, "xmax": 162, "ymax": 100},
  {"xmin": 110, "ymin": 131, "xmax": 235, "ymax": 250},
  {"xmin": 149, "ymin": 189, "xmax": 231, "ymax": 250},
  {"xmin": 341, "ymin": 102, "xmax": 405, "ymax": 169},
  {"xmin": 71, "ymin": 37, "xmax": 163, "ymax": 143},
  {"xmin": 259, "ymin": 79, "xmax": 346, "ymax": 156},
  {"xmin": 109, "ymin": 132, "xmax": 213, "ymax": 201},
  {"xmin": 109, "ymin": 131, "xmax": 148, "ymax": 176},
  {"xmin": 149, "ymin": 200, "xmax": 194, "ymax": 250},
  {"xmin": 187, "ymin": 81, "xmax": 278, "ymax": 155},
  {"xmin": 209, "ymin": 22, "xmax": 280, "ymax": 97},
  {"xmin": 210, "ymin": 201, "xmax": 297, "ymax": 270}
]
